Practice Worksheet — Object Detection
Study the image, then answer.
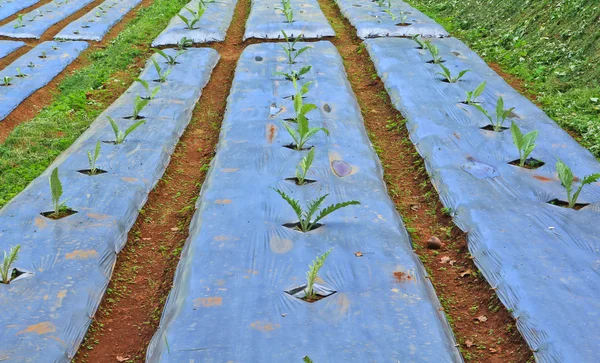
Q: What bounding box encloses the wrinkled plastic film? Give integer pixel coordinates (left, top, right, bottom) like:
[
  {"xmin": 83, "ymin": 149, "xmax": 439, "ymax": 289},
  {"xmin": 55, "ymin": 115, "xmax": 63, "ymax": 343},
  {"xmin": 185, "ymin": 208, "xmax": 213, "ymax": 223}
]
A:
[
  {"xmin": 244, "ymin": 0, "xmax": 335, "ymax": 40},
  {"xmin": 152, "ymin": 0, "xmax": 238, "ymax": 46},
  {"xmin": 0, "ymin": 48, "xmax": 219, "ymax": 362},
  {"xmin": 54, "ymin": 0, "xmax": 142, "ymax": 41},
  {"xmin": 146, "ymin": 41, "xmax": 461, "ymax": 362},
  {"xmin": 334, "ymin": 0, "xmax": 448, "ymax": 39},
  {"xmin": 0, "ymin": 0, "xmax": 41, "ymax": 22},
  {"xmin": 365, "ymin": 37, "xmax": 600, "ymax": 362},
  {"xmin": 0, "ymin": 41, "xmax": 88, "ymax": 121},
  {"xmin": 0, "ymin": 40, "xmax": 25, "ymax": 60},
  {"xmin": 0, "ymin": 0, "xmax": 95, "ymax": 39}
]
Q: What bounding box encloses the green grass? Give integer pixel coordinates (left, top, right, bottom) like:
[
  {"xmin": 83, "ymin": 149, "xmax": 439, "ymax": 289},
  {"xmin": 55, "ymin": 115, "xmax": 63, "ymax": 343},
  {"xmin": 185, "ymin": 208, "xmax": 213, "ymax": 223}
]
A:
[
  {"xmin": 406, "ymin": 0, "xmax": 600, "ymax": 157},
  {"xmin": 0, "ymin": 0, "xmax": 189, "ymax": 208}
]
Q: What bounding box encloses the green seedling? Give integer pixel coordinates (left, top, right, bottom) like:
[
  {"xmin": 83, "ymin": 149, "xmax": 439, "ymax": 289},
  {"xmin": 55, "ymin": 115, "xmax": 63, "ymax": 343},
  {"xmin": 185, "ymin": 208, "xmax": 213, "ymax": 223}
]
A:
[
  {"xmin": 108, "ymin": 116, "xmax": 145, "ymax": 144},
  {"xmin": 436, "ymin": 63, "xmax": 470, "ymax": 83},
  {"xmin": 153, "ymin": 48, "xmax": 184, "ymax": 65},
  {"xmin": 152, "ymin": 58, "xmax": 172, "ymax": 83},
  {"xmin": 49, "ymin": 167, "xmax": 67, "ymax": 217},
  {"xmin": 87, "ymin": 140, "xmax": 102, "ymax": 175},
  {"xmin": 275, "ymin": 65, "xmax": 311, "ymax": 82},
  {"xmin": 272, "ymin": 188, "xmax": 360, "ymax": 232},
  {"xmin": 15, "ymin": 68, "xmax": 26, "ymax": 78},
  {"xmin": 386, "ymin": 11, "xmax": 409, "ymax": 24},
  {"xmin": 27, "ymin": 61, "xmax": 35, "ymax": 68},
  {"xmin": 14, "ymin": 14, "xmax": 24, "ymax": 29},
  {"xmin": 276, "ymin": 0, "xmax": 293, "ymax": 23},
  {"xmin": 2, "ymin": 76, "xmax": 13, "ymax": 86},
  {"xmin": 412, "ymin": 35, "xmax": 426, "ymax": 49},
  {"xmin": 1, "ymin": 245, "xmax": 20, "ymax": 284},
  {"xmin": 465, "ymin": 81, "xmax": 486, "ymax": 104},
  {"xmin": 132, "ymin": 95, "xmax": 150, "ymax": 119},
  {"xmin": 375, "ymin": 0, "xmax": 386, "ymax": 7},
  {"xmin": 281, "ymin": 30, "xmax": 311, "ymax": 64},
  {"xmin": 40, "ymin": 51, "xmax": 47, "ymax": 58},
  {"xmin": 177, "ymin": 36, "xmax": 193, "ymax": 51},
  {"xmin": 303, "ymin": 356, "xmax": 314, "ymax": 363},
  {"xmin": 135, "ymin": 78, "xmax": 160, "ymax": 100},
  {"xmin": 296, "ymin": 148, "xmax": 315, "ymax": 185},
  {"xmin": 426, "ymin": 42, "xmax": 443, "ymax": 64},
  {"xmin": 177, "ymin": 2, "xmax": 205, "ymax": 30},
  {"xmin": 474, "ymin": 96, "xmax": 514, "ymax": 132},
  {"xmin": 281, "ymin": 81, "xmax": 325, "ymax": 150},
  {"xmin": 292, "ymin": 79, "xmax": 317, "ymax": 120},
  {"xmin": 510, "ymin": 121, "xmax": 538, "ymax": 167},
  {"xmin": 304, "ymin": 248, "xmax": 333, "ymax": 300},
  {"xmin": 556, "ymin": 159, "xmax": 600, "ymax": 208}
]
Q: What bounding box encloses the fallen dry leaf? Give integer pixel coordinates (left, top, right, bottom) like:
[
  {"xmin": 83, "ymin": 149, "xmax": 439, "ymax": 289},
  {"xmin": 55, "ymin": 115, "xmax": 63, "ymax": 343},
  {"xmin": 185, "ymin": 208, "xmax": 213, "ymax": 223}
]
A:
[
  {"xmin": 354, "ymin": 251, "xmax": 363, "ymax": 257},
  {"xmin": 460, "ymin": 269, "xmax": 473, "ymax": 278},
  {"xmin": 489, "ymin": 348, "xmax": 498, "ymax": 353},
  {"xmin": 476, "ymin": 315, "xmax": 488, "ymax": 322},
  {"xmin": 465, "ymin": 340, "xmax": 474, "ymax": 348},
  {"xmin": 449, "ymin": 260, "xmax": 456, "ymax": 266},
  {"xmin": 170, "ymin": 227, "xmax": 179, "ymax": 231},
  {"xmin": 116, "ymin": 356, "xmax": 130, "ymax": 362},
  {"xmin": 440, "ymin": 256, "xmax": 450, "ymax": 264}
]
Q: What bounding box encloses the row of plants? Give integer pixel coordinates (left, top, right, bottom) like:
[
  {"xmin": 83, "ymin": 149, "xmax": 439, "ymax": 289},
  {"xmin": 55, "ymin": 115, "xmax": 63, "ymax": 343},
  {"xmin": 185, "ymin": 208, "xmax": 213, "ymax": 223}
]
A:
[
  {"xmin": 412, "ymin": 35, "xmax": 600, "ymax": 208},
  {"xmin": 12, "ymin": 0, "xmax": 76, "ymax": 29},
  {"xmin": 176, "ymin": 0, "xmax": 214, "ymax": 30},
  {"xmin": 374, "ymin": 0, "xmax": 410, "ymax": 26},
  {"xmin": 74, "ymin": 0, "xmax": 126, "ymax": 34},
  {"xmin": 1, "ymin": 44, "xmax": 59, "ymax": 87}
]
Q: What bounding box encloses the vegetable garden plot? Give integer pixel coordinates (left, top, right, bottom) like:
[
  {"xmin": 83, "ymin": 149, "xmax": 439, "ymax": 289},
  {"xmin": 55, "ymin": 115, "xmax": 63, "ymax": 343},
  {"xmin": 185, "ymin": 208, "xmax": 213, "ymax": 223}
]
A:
[
  {"xmin": 54, "ymin": 0, "xmax": 142, "ymax": 41},
  {"xmin": 0, "ymin": 0, "xmax": 41, "ymax": 22},
  {"xmin": 365, "ymin": 37, "xmax": 600, "ymax": 363},
  {"xmin": 0, "ymin": 0, "xmax": 95, "ymax": 39},
  {"xmin": 146, "ymin": 41, "xmax": 461, "ymax": 362},
  {"xmin": 334, "ymin": 0, "xmax": 447, "ymax": 39},
  {"xmin": 244, "ymin": 0, "xmax": 334, "ymax": 40},
  {"xmin": 152, "ymin": 0, "xmax": 238, "ymax": 46},
  {"xmin": 0, "ymin": 41, "xmax": 88, "ymax": 121},
  {"xmin": 0, "ymin": 48, "xmax": 219, "ymax": 362},
  {"xmin": 0, "ymin": 40, "xmax": 25, "ymax": 60}
]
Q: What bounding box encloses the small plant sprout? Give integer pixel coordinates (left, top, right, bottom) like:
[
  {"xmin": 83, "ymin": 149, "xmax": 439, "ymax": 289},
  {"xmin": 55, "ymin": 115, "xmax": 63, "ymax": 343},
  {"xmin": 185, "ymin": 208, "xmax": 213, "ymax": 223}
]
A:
[
  {"xmin": 2, "ymin": 76, "xmax": 13, "ymax": 86},
  {"xmin": 426, "ymin": 42, "xmax": 444, "ymax": 64},
  {"xmin": 132, "ymin": 95, "xmax": 150, "ymax": 119},
  {"xmin": 303, "ymin": 356, "xmax": 314, "ymax": 363},
  {"xmin": 292, "ymin": 79, "xmax": 317, "ymax": 122},
  {"xmin": 275, "ymin": 65, "xmax": 311, "ymax": 82},
  {"xmin": 13, "ymin": 14, "xmax": 24, "ymax": 29},
  {"xmin": 281, "ymin": 82, "xmax": 325, "ymax": 150},
  {"xmin": 153, "ymin": 48, "xmax": 184, "ymax": 65},
  {"xmin": 177, "ymin": 36, "xmax": 193, "ymax": 51},
  {"xmin": 272, "ymin": 188, "xmax": 360, "ymax": 232},
  {"xmin": 1, "ymin": 245, "xmax": 20, "ymax": 284},
  {"xmin": 87, "ymin": 141, "xmax": 101, "ymax": 175},
  {"xmin": 15, "ymin": 68, "xmax": 26, "ymax": 78},
  {"xmin": 412, "ymin": 35, "xmax": 426, "ymax": 49},
  {"xmin": 304, "ymin": 248, "xmax": 333, "ymax": 300},
  {"xmin": 474, "ymin": 96, "xmax": 515, "ymax": 132},
  {"xmin": 135, "ymin": 78, "xmax": 160, "ymax": 100},
  {"xmin": 277, "ymin": 0, "xmax": 293, "ymax": 23},
  {"xmin": 556, "ymin": 160, "xmax": 600, "ymax": 209},
  {"xmin": 152, "ymin": 58, "xmax": 173, "ymax": 83},
  {"xmin": 465, "ymin": 81, "xmax": 486, "ymax": 105},
  {"xmin": 436, "ymin": 63, "xmax": 470, "ymax": 83},
  {"xmin": 49, "ymin": 167, "xmax": 67, "ymax": 217},
  {"xmin": 27, "ymin": 61, "xmax": 35, "ymax": 68},
  {"xmin": 510, "ymin": 121, "xmax": 538, "ymax": 168},
  {"xmin": 281, "ymin": 30, "xmax": 311, "ymax": 64},
  {"xmin": 40, "ymin": 51, "xmax": 47, "ymax": 58},
  {"xmin": 108, "ymin": 116, "xmax": 146, "ymax": 144},
  {"xmin": 295, "ymin": 148, "xmax": 315, "ymax": 185},
  {"xmin": 177, "ymin": 2, "xmax": 205, "ymax": 30}
]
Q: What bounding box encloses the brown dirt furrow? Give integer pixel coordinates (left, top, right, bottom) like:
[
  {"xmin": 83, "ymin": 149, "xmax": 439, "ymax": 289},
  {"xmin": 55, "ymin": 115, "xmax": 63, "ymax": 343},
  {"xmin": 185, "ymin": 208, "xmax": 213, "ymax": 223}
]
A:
[
  {"xmin": 315, "ymin": 0, "xmax": 534, "ymax": 362},
  {"xmin": 74, "ymin": 0, "xmax": 250, "ymax": 361}
]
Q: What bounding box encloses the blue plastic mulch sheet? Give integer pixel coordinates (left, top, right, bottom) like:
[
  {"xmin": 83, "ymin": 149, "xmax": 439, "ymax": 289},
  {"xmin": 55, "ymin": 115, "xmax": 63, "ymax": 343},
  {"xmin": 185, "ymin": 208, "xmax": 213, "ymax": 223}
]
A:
[
  {"xmin": 54, "ymin": 0, "xmax": 142, "ymax": 41},
  {"xmin": 152, "ymin": 0, "xmax": 238, "ymax": 46},
  {"xmin": 0, "ymin": 0, "xmax": 41, "ymax": 22},
  {"xmin": 334, "ymin": 0, "xmax": 448, "ymax": 39},
  {"xmin": 365, "ymin": 37, "xmax": 600, "ymax": 363},
  {"xmin": 0, "ymin": 41, "xmax": 88, "ymax": 121},
  {"xmin": 0, "ymin": 48, "xmax": 219, "ymax": 362},
  {"xmin": 0, "ymin": 0, "xmax": 95, "ymax": 39},
  {"xmin": 146, "ymin": 41, "xmax": 461, "ymax": 362},
  {"xmin": 244, "ymin": 0, "xmax": 335, "ymax": 40},
  {"xmin": 0, "ymin": 40, "xmax": 25, "ymax": 60}
]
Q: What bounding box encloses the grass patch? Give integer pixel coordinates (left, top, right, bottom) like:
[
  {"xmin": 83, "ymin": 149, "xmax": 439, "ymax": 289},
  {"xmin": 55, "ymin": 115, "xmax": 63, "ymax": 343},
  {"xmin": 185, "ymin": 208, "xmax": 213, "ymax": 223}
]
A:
[{"xmin": 0, "ymin": 0, "xmax": 188, "ymax": 207}]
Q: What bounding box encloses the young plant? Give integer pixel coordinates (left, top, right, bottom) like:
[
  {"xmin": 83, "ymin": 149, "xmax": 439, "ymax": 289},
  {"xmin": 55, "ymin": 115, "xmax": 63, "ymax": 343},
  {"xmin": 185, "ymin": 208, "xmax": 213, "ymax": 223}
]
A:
[
  {"xmin": 304, "ymin": 248, "xmax": 333, "ymax": 300},
  {"xmin": 292, "ymin": 79, "xmax": 316, "ymax": 121},
  {"xmin": 275, "ymin": 65, "xmax": 311, "ymax": 82},
  {"xmin": 177, "ymin": 36, "xmax": 193, "ymax": 51},
  {"xmin": 281, "ymin": 82, "xmax": 325, "ymax": 150},
  {"xmin": 2, "ymin": 76, "xmax": 13, "ymax": 86},
  {"xmin": 556, "ymin": 159, "xmax": 600, "ymax": 208},
  {"xmin": 135, "ymin": 78, "xmax": 160, "ymax": 100},
  {"xmin": 465, "ymin": 81, "xmax": 486, "ymax": 104},
  {"xmin": 177, "ymin": 2, "xmax": 205, "ymax": 30},
  {"xmin": 510, "ymin": 121, "xmax": 538, "ymax": 167},
  {"xmin": 108, "ymin": 116, "xmax": 146, "ymax": 144},
  {"xmin": 132, "ymin": 95, "xmax": 150, "ymax": 119},
  {"xmin": 412, "ymin": 35, "xmax": 427, "ymax": 49},
  {"xmin": 49, "ymin": 167, "xmax": 66, "ymax": 217},
  {"xmin": 426, "ymin": 42, "xmax": 443, "ymax": 64},
  {"xmin": 152, "ymin": 58, "xmax": 173, "ymax": 83},
  {"xmin": 87, "ymin": 140, "xmax": 102, "ymax": 175},
  {"xmin": 153, "ymin": 48, "xmax": 184, "ymax": 65},
  {"xmin": 15, "ymin": 68, "xmax": 26, "ymax": 78},
  {"xmin": 1, "ymin": 245, "xmax": 20, "ymax": 284},
  {"xmin": 474, "ymin": 96, "xmax": 514, "ymax": 132},
  {"xmin": 272, "ymin": 188, "xmax": 360, "ymax": 232},
  {"xmin": 436, "ymin": 63, "xmax": 470, "ymax": 83},
  {"xmin": 13, "ymin": 14, "xmax": 24, "ymax": 29},
  {"xmin": 295, "ymin": 148, "xmax": 315, "ymax": 185},
  {"xmin": 303, "ymin": 357, "xmax": 314, "ymax": 363},
  {"xmin": 281, "ymin": 30, "xmax": 311, "ymax": 64},
  {"xmin": 276, "ymin": 0, "xmax": 293, "ymax": 23}
]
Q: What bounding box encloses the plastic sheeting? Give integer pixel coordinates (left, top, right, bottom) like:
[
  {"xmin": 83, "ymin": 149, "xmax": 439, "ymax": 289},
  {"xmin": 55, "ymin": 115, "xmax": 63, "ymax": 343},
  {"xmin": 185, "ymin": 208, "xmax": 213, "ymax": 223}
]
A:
[
  {"xmin": 0, "ymin": 48, "xmax": 219, "ymax": 362},
  {"xmin": 244, "ymin": 0, "xmax": 334, "ymax": 40},
  {"xmin": 334, "ymin": 0, "xmax": 448, "ymax": 39},
  {"xmin": 146, "ymin": 41, "xmax": 461, "ymax": 362},
  {"xmin": 0, "ymin": 0, "xmax": 41, "ymax": 22},
  {"xmin": 0, "ymin": 40, "xmax": 25, "ymax": 60},
  {"xmin": 54, "ymin": 0, "xmax": 142, "ymax": 41},
  {"xmin": 0, "ymin": 0, "xmax": 95, "ymax": 39},
  {"xmin": 0, "ymin": 41, "xmax": 88, "ymax": 121},
  {"xmin": 365, "ymin": 37, "xmax": 600, "ymax": 362},
  {"xmin": 152, "ymin": 0, "xmax": 238, "ymax": 46}
]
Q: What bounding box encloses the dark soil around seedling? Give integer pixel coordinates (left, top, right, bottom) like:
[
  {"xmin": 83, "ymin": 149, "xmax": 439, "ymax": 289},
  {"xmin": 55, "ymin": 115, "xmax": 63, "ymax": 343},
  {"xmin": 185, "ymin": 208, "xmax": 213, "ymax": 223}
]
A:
[
  {"xmin": 547, "ymin": 199, "xmax": 588, "ymax": 210},
  {"xmin": 77, "ymin": 169, "xmax": 108, "ymax": 176},
  {"xmin": 285, "ymin": 177, "xmax": 317, "ymax": 185},
  {"xmin": 480, "ymin": 124, "xmax": 509, "ymax": 132},
  {"xmin": 509, "ymin": 158, "xmax": 545, "ymax": 170},
  {"xmin": 41, "ymin": 208, "xmax": 78, "ymax": 220},
  {"xmin": 283, "ymin": 143, "xmax": 313, "ymax": 151},
  {"xmin": 283, "ymin": 222, "xmax": 323, "ymax": 231}
]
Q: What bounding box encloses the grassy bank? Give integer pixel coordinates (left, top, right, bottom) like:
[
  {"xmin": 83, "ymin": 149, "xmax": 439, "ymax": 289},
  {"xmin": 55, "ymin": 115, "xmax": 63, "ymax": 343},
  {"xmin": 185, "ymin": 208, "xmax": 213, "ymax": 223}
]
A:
[
  {"xmin": 406, "ymin": 0, "xmax": 600, "ymax": 156},
  {"xmin": 0, "ymin": 0, "xmax": 187, "ymax": 207}
]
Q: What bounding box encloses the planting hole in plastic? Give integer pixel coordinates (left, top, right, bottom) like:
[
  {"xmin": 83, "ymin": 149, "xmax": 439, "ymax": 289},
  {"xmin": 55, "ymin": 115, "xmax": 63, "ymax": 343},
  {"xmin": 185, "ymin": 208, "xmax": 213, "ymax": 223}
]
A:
[
  {"xmin": 283, "ymin": 222, "xmax": 323, "ymax": 231},
  {"xmin": 123, "ymin": 115, "xmax": 146, "ymax": 120},
  {"xmin": 285, "ymin": 177, "xmax": 317, "ymax": 185},
  {"xmin": 396, "ymin": 22, "xmax": 411, "ymax": 27},
  {"xmin": 283, "ymin": 143, "xmax": 313, "ymax": 151},
  {"xmin": 40, "ymin": 209, "xmax": 78, "ymax": 220},
  {"xmin": 547, "ymin": 199, "xmax": 589, "ymax": 211},
  {"xmin": 480, "ymin": 124, "xmax": 509, "ymax": 132},
  {"xmin": 1, "ymin": 268, "xmax": 33, "ymax": 284},
  {"xmin": 285, "ymin": 284, "xmax": 336, "ymax": 303},
  {"xmin": 426, "ymin": 60, "xmax": 446, "ymax": 64},
  {"xmin": 508, "ymin": 158, "xmax": 545, "ymax": 170},
  {"xmin": 77, "ymin": 169, "xmax": 108, "ymax": 176}
]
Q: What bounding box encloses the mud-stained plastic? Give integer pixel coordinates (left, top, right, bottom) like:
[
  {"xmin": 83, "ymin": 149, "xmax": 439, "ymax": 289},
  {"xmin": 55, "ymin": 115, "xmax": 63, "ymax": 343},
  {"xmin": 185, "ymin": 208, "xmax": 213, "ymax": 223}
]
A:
[
  {"xmin": 0, "ymin": 0, "xmax": 41, "ymax": 22},
  {"xmin": 0, "ymin": 41, "xmax": 88, "ymax": 121},
  {"xmin": 0, "ymin": 0, "xmax": 95, "ymax": 39},
  {"xmin": 335, "ymin": 0, "xmax": 448, "ymax": 39},
  {"xmin": 146, "ymin": 41, "xmax": 461, "ymax": 362},
  {"xmin": 152, "ymin": 0, "xmax": 238, "ymax": 46},
  {"xmin": 0, "ymin": 40, "xmax": 25, "ymax": 60},
  {"xmin": 365, "ymin": 37, "xmax": 600, "ymax": 363},
  {"xmin": 0, "ymin": 48, "xmax": 219, "ymax": 362},
  {"xmin": 54, "ymin": 0, "xmax": 142, "ymax": 41},
  {"xmin": 244, "ymin": 0, "xmax": 335, "ymax": 40}
]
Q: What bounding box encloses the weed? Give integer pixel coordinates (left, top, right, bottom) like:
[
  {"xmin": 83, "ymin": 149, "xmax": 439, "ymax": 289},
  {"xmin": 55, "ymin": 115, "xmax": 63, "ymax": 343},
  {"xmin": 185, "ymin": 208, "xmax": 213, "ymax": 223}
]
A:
[
  {"xmin": 108, "ymin": 116, "xmax": 146, "ymax": 144},
  {"xmin": 135, "ymin": 78, "xmax": 160, "ymax": 100},
  {"xmin": 474, "ymin": 96, "xmax": 514, "ymax": 131},
  {"xmin": 1, "ymin": 245, "xmax": 20, "ymax": 284},
  {"xmin": 87, "ymin": 141, "xmax": 102, "ymax": 175},
  {"xmin": 510, "ymin": 122, "xmax": 538, "ymax": 167},
  {"xmin": 305, "ymin": 248, "xmax": 333, "ymax": 300},
  {"xmin": 465, "ymin": 81, "xmax": 486, "ymax": 104},
  {"xmin": 296, "ymin": 148, "xmax": 315, "ymax": 185},
  {"xmin": 436, "ymin": 63, "xmax": 469, "ymax": 83},
  {"xmin": 556, "ymin": 159, "xmax": 600, "ymax": 208}
]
